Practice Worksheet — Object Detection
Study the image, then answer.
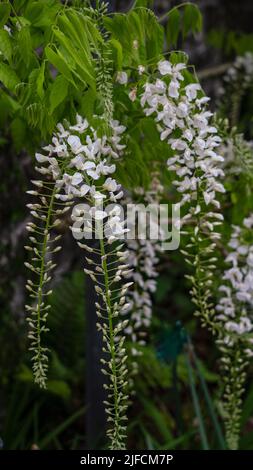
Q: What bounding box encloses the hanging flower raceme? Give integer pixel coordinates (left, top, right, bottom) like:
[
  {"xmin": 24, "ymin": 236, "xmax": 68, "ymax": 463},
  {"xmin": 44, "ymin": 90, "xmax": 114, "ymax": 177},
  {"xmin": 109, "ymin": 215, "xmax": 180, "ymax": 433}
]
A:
[
  {"xmin": 217, "ymin": 118, "xmax": 253, "ymax": 181},
  {"xmin": 220, "ymin": 132, "xmax": 253, "ymax": 177},
  {"xmin": 55, "ymin": 116, "xmax": 131, "ymax": 450},
  {"xmin": 140, "ymin": 60, "xmax": 225, "ymax": 333},
  {"xmin": 26, "ymin": 113, "xmax": 132, "ymax": 448},
  {"xmin": 216, "ymin": 214, "xmax": 253, "ymax": 449},
  {"xmin": 122, "ymin": 175, "xmax": 164, "ymax": 358},
  {"xmin": 25, "ymin": 125, "xmax": 77, "ymax": 388}
]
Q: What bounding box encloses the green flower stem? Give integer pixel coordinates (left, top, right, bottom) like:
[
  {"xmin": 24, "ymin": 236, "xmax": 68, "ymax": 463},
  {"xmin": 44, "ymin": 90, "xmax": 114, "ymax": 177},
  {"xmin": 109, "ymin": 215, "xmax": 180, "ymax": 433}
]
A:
[
  {"xmin": 34, "ymin": 186, "xmax": 56, "ymax": 386},
  {"xmin": 99, "ymin": 234, "xmax": 123, "ymax": 449}
]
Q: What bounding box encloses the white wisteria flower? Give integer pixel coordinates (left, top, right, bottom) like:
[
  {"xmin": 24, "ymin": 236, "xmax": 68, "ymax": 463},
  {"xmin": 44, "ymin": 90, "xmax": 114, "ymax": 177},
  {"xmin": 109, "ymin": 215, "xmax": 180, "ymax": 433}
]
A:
[
  {"xmin": 28, "ymin": 113, "xmax": 130, "ymax": 450},
  {"xmin": 116, "ymin": 71, "xmax": 128, "ymax": 85},
  {"xmin": 140, "ymin": 60, "xmax": 225, "ymax": 332},
  {"xmin": 122, "ymin": 176, "xmax": 164, "ymax": 354},
  {"xmin": 216, "ymin": 214, "xmax": 253, "ymax": 344},
  {"xmin": 216, "ymin": 213, "xmax": 253, "ymax": 450}
]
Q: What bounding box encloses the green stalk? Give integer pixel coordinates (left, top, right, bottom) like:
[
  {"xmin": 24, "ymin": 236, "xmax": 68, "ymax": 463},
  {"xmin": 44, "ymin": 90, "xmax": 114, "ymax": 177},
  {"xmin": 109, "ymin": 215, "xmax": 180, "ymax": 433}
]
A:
[
  {"xmin": 34, "ymin": 186, "xmax": 56, "ymax": 387},
  {"xmin": 99, "ymin": 234, "xmax": 123, "ymax": 449}
]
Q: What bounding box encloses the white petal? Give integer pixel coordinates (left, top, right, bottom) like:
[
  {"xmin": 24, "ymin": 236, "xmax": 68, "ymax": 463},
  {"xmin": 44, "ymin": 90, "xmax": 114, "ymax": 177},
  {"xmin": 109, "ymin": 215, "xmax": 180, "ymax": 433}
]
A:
[
  {"xmin": 80, "ymin": 184, "xmax": 90, "ymax": 196},
  {"xmin": 71, "ymin": 172, "xmax": 83, "ymax": 185}
]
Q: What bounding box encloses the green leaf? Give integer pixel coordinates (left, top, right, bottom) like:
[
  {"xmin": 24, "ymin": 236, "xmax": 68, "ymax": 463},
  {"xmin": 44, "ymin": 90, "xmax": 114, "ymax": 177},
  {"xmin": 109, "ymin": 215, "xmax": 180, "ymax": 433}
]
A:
[
  {"xmin": 241, "ymin": 386, "xmax": 253, "ymax": 426},
  {"xmin": 140, "ymin": 396, "xmax": 173, "ymax": 442},
  {"xmin": 182, "ymin": 4, "xmax": 202, "ymax": 39},
  {"xmin": 14, "ymin": 0, "xmax": 27, "ymax": 11},
  {"xmin": 24, "ymin": 1, "xmax": 60, "ymax": 28},
  {"xmin": 0, "ymin": 29, "xmax": 12, "ymax": 63},
  {"xmin": 169, "ymin": 51, "xmax": 188, "ymax": 65},
  {"xmin": 49, "ymin": 74, "xmax": 69, "ymax": 113},
  {"xmin": 80, "ymin": 87, "xmax": 96, "ymax": 121},
  {"xmin": 109, "ymin": 38, "xmax": 123, "ymax": 70},
  {"xmin": 0, "ymin": 62, "xmax": 19, "ymax": 91},
  {"xmin": 0, "ymin": 2, "xmax": 11, "ymax": 28},
  {"xmin": 185, "ymin": 352, "xmax": 210, "ymax": 450},
  {"xmin": 18, "ymin": 25, "xmax": 33, "ymax": 68},
  {"xmin": 36, "ymin": 61, "xmax": 45, "ymax": 100},
  {"xmin": 159, "ymin": 431, "xmax": 196, "ymax": 450},
  {"xmin": 105, "ymin": 8, "xmax": 163, "ymax": 65},
  {"xmin": 0, "ymin": 90, "xmax": 20, "ymax": 113},
  {"xmin": 132, "ymin": 0, "xmax": 154, "ymax": 7},
  {"xmin": 16, "ymin": 364, "xmax": 33, "ymax": 382},
  {"xmin": 45, "ymin": 45, "xmax": 75, "ymax": 86},
  {"xmin": 58, "ymin": 10, "xmax": 103, "ymax": 51},
  {"xmin": 52, "ymin": 26, "xmax": 95, "ymax": 89},
  {"xmin": 166, "ymin": 8, "xmax": 181, "ymax": 47},
  {"xmin": 24, "ymin": 1, "xmax": 44, "ymax": 24},
  {"xmin": 46, "ymin": 380, "xmax": 71, "ymax": 399},
  {"xmin": 10, "ymin": 117, "xmax": 26, "ymax": 151},
  {"xmin": 38, "ymin": 407, "xmax": 86, "ymax": 449},
  {"xmin": 25, "ymin": 102, "xmax": 41, "ymax": 127},
  {"xmin": 139, "ymin": 9, "xmax": 164, "ymax": 61}
]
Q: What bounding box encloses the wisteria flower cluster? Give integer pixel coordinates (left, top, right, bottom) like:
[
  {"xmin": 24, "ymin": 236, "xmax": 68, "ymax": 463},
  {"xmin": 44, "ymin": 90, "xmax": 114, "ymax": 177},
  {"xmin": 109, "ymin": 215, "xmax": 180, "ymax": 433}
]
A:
[
  {"xmin": 140, "ymin": 60, "xmax": 225, "ymax": 331},
  {"xmin": 123, "ymin": 175, "xmax": 164, "ymax": 357},
  {"xmin": 216, "ymin": 214, "xmax": 253, "ymax": 449},
  {"xmin": 25, "ymin": 114, "xmax": 133, "ymax": 449},
  {"xmin": 217, "ymin": 214, "xmax": 253, "ymax": 347}
]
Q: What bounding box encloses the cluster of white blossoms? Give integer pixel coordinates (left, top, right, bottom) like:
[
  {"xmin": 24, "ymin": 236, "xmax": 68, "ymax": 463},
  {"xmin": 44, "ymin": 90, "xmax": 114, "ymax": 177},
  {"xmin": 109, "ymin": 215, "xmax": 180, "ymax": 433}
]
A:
[
  {"xmin": 123, "ymin": 176, "xmax": 164, "ymax": 353},
  {"xmin": 26, "ymin": 114, "xmax": 132, "ymax": 448},
  {"xmin": 26, "ymin": 115, "xmax": 128, "ymax": 368},
  {"xmin": 35, "ymin": 114, "xmax": 130, "ymax": 242},
  {"xmin": 140, "ymin": 60, "xmax": 225, "ymax": 330},
  {"xmin": 215, "ymin": 214, "xmax": 253, "ymax": 450},
  {"xmin": 141, "ymin": 60, "xmax": 225, "ymax": 223},
  {"xmin": 36, "ymin": 115, "xmax": 125, "ymax": 194},
  {"xmin": 216, "ymin": 214, "xmax": 253, "ymax": 354}
]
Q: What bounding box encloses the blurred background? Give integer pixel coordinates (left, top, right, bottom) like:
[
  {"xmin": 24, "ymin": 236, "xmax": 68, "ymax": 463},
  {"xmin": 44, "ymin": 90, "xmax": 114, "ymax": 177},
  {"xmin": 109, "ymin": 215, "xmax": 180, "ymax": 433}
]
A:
[{"xmin": 1, "ymin": 0, "xmax": 253, "ymax": 450}]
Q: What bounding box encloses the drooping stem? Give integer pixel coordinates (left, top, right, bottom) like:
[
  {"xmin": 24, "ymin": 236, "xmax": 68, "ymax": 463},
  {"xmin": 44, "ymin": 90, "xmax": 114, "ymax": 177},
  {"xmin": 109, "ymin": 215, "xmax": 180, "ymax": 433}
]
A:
[
  {"xmin": 99, "ymin": 235, "xmax": 123, "ymax": 449},
  {"xmin": 34, "ymin": 186, "xmax": 56, "ymax": 386}
]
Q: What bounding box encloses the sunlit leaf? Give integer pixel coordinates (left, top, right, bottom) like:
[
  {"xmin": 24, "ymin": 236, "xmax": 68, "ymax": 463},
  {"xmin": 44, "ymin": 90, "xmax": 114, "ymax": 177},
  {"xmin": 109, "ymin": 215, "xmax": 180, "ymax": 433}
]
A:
[
  {"xmin": 0, "ymin": 30, "xmax": 12, "ymax": 63},
  {"xmin": 49, "ymin": 74, "xmax": 69, "ymax": 113},
  {"xmin": 0, "ymin": 62, "xmax": 19, "ymax": 91}
]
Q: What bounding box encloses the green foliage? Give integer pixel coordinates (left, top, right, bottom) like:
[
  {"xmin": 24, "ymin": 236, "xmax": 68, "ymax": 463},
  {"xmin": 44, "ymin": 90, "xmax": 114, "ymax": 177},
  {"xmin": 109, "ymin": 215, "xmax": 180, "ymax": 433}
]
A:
[
  {"xmin": 0, "ymin": 62, "xmax": 19, "ymax": 90},
  {"xmin": 104, "ymin": 8, "xmax": 164, "ymax": 67},
  {"xmin": 0, "ymin": 2, "xmax": 11, "ymax": 28},
  {"xmin": 165, "ymin": 3, "xmax": 202, "ymax": 48},
  {"xmin": 166, "ymin": 8, "xmax": 181, "ymax": 48},
  {"xmin": 2, "ymin": 379, "xmax": 85, "ymax": 449},
  {"xmin": 0, "ymin": 29, "xmax": 12, "ymax": 62},
  {"xmin": 132, "ymin": 0, "xmax": 154, "ymax": 8},
  {"xmin": 51, "ymin": 11, "xmax": 100, "ymax": 90},
  {"xmin": 49, "ymin": 74, "xmax": 69, "ymax": 113},
  {"xmin": 208, "ymin": 30, "xmax": 253, "ymax": 56}
]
